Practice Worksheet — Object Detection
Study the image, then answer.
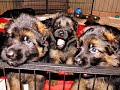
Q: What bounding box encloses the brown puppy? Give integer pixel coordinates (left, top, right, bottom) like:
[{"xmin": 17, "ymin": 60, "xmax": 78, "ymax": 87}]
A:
[
  {"xmin": 49, "ymin": 13, "xmax": 78, "ymax": 65},
  {"xmin": 1, "ymin": 14, "xmax": 50, "ymax": 90},
  {"xmin": 71, "ymin": 25, "xmax": 120, "ymax": 90},
  {"xmin": 48, "ymin": 13, "xmax": 78, "ymax": 85}
]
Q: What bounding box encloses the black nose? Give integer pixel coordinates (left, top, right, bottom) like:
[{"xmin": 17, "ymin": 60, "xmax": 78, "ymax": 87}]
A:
[
  {"xmin": 58, "ymin": 30, "xmax": 64, "ymax": 36},
  {"xmin": 74, "ymin": 56, "xmax": 88, "ymax": 67},
  {"xmin": 74, "ymin": 57, "xmax": 82, "ymax": 65},
  {"xmin": 6, "ymin": 49, "xmax": 15, "ymax": 59}
]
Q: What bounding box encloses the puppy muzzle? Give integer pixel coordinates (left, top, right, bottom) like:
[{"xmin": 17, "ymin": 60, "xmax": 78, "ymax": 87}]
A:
[{"xmin": 54, "ymin": 29, "xmax": 68, "ymax": 39}]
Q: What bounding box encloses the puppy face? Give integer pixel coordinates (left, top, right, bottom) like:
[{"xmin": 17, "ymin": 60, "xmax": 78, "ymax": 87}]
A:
[
  {"xmin": 52, "ymin": 14, "xmax": 78, "ymax": 49},
  {"xmin": 1, "ymin": 14, "xmax": 49, "ymax": 66},
  {"xmin": 74, "ymin": 25, "xmax": 120, "ymax": 68}
]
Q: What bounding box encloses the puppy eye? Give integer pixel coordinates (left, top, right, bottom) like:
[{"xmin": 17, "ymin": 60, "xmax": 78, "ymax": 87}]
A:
[
  {"xmin": 23, "ymin": 36, "xmax": 33, "ymax": 45},
  {"xmin": 89, "ymin": 47, "xmax": 98, "ymax": 53}
]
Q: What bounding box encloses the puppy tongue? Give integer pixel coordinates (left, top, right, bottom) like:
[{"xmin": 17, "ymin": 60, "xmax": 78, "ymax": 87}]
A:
[
  {"xmin": 57, "ymin": 39, "xmax": 65, "ymax": 48},
  {"xmin": 83, "ymin": 73, "xmax": 88, "ymax": 77}
]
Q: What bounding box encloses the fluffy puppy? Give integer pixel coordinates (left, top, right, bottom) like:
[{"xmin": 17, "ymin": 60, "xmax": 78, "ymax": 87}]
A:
[
  {"xmin": 1, "ymin": 14, "xmax": 50, "ymax": 90},
  {"xmin": 47, "ymin": 13, "xmax": 78, "ymax": 85},
  {"xmin": 71, "ymin": 25, "xmax": 120, "ymax": 90},
  {"xmin": 1, "ymin": 14, "xmax": 49, "ymax": 66},
  {"xmin": 49, "ymin": 13, "xmax": 78, "ymax": 65}
]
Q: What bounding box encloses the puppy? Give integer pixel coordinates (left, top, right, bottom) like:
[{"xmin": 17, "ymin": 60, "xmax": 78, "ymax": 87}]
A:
[
  {"xmin": 1, "ymin": 14, "xmax": 50, "ymax": 90},
  {"xmin": 0, "ymin": 8, "xmax": 35, "ymax": 19},
  {"xmin": 71, "ymin": 25, "xmax": 120, "ymax": 90},
  {"xmin": 49, "ymin": 13, "xmax": 78, "ymax": 64},
  {"xmin": 48, "ymin": 13, "xmax": 78, "ymax": 85}
]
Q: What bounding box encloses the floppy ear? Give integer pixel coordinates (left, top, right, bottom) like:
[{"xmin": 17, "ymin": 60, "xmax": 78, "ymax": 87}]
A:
[
  {"xmin": 36, "ymin": 21, "xmax": 50, "ymax": 37},
  {"xmin": 41, "ymin": 18, "xmax": 54, "ymax": 28},
  {"xmin": 104, "ymin": 30, "xmax": 120, "ymax": 55},
  {"xmin": 35, "ymin": 21, "xmax": 50, "ymax": 51},
  {"xmin": 36, "ymin": 12, "xmax": 59, "ymax": 28},
  {"xmin": 103, "ymin": 31, "xmax": 116, "ymax": 42}
]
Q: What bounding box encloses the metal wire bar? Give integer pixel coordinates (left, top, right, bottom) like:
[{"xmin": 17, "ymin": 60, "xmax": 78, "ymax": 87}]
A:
[
  {"xmin": 34, "ymin": 70, "xmax": 36, "ymax": 90},
  {"xmin": 62, "ymin": 74, "xmax": 66, "ymax": 90},
  {"xmin": 48, "ymin": 72, "xmax": 51, "ymax": 90},
  {"xmin": 46, "ymin": 0, "xmax": 48, "ymax": 13},
  {"xmin": 78, "ymin": 73, "xmax": 82, "ymax": 90},
  {"xmin": 18, "ymin": 69, "xmax": 22, "ymax": 90},
  {"xmin": 0, "ymin": 62, "xmax": 120, "ymax": 90},
  {"xmin": 91, "ymin": 0, "xmax": 95, "ymax": 14},
  {"xmin": 92, "ymin": 74, "xmax": 97, "ymax": 90},
  {"xmin": 3, "ymin": 68, "xmax": 8, "ymax": 90},
  {"xmin": 106, "ymin": 75, "xmax": 112, "ymax": 90}
]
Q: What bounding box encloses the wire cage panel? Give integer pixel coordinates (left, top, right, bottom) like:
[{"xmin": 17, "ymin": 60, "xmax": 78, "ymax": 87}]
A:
[
  {"xmin": 93, "ymin": 0, "xmax": 120, "ymax": 17},
  {"xmin": 0, "ymin": 0, "xmax": 94, "ymax": 15},
  {"xmin": 0, "ymin": 61, "xmax": 120, "ymax": 90},
  {"xmin": 0, "ymin": 0, "xmax": 120, "ymax": 90}
]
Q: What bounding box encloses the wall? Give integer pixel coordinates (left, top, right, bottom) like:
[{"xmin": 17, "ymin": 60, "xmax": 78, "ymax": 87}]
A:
[
  {"xmin": 0, "ymin": 0, "xmax": 120, "ymax": 17},
  {"xmin": 68, "ymin": 0, "xmax": 120, "ymax": 17},
  {"xmin": 0, "ymin": 0, "xmax": 14, "ymax": 14},
  {"xmin": 93, "ymin": 0, "xmax": 120, "ymax": 16}
]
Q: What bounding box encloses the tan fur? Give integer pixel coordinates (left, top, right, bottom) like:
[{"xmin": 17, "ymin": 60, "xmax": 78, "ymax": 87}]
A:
[
  {"xmin": 50, "ymin": 46, "xmax": 77, "ymax": 64},
  {"xmin": 103, "ymin": 31, "xmax": 116, "ymax": 42},
  {"xmin": 71, "ymin": 78, "xmax": 113, "ymax": 90},
  {"xmin": 103, "ymin": 54, "xmax": 119, "ymax": 66},
  {"xmin": 36, "ymin": 21, "xmax": 50, "ymax": 36},
  {"xmin": 50, "ymin": 49, "xmax": 64, "ymax": 64}
]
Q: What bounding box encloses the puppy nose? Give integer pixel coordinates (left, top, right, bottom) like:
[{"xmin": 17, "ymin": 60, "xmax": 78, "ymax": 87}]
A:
[
  {"xmin": 58, "ymin": 30, "xmax": 64, "ymax": 36},
  {"xmin": 74, "ymin": 57, "xmax": 82, "ymax": 65},
  {"xmin": 74, "ymin": 56, "xmax": 88, "ymax": 67},
  {"xmin": 6, "ymin": 49, "xmax": 15, "ymax": 59}
]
